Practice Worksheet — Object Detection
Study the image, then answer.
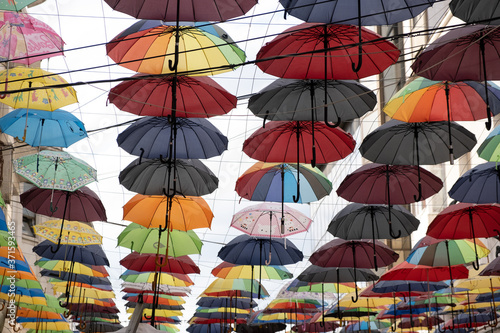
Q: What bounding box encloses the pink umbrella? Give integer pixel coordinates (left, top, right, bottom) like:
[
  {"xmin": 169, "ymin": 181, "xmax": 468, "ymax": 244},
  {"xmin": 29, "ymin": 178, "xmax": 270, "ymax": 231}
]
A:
[{"xmin": 231, "ymin": 202, "xmax": 312, "ymax": 238}]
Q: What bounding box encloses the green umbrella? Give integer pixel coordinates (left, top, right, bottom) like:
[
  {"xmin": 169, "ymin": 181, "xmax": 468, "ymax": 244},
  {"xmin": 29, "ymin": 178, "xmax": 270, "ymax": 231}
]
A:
[
  {"xmin": 19, "ymin": 295, "xmax": 66, "ymax": 314},
  {"xmin": 478, "ymin": 124, "xmax": 500, "ymax": 162},
  {"xmin": 117, "ymin": 223, "xmax": 203, "ymax": 256},
  {"xmin": 0, "ymin": 230, "xmax": 16, "ymax": 247},
  {"xmin": 0, "ymin": 0, "xmax": 38, "ymax": 11},
  {"xmin": 13, "ymin": 150, "xmax": 97, "ymax": 192}
]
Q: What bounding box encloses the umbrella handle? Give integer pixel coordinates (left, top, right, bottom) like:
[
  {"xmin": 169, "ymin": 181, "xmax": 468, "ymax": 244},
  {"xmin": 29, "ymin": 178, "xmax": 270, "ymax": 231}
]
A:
[
  {"xmin": 59, "ymin": 299, "xmax": 68, "ymax": 307},
  {"xmin": 63, "ymin": 309, "xmax": 71, "ymax": 318},
  {"xmin": 472, "ymin": 256, "xmax": 480, "ymax": 270},
  {"xmin": 311, "ymin": 145, "xmax": 316, "ymax": 168},
  {"xmin": 437, "ymin": 324, "xmax": 445, "ymax": 333},
  {"xmin": 50, "ymin": 237, "xmax": 62, "ymax": 254},
  {"xmin": 265, "ymin": 251, "xmax": 272, "ymax": 266},
  {"xmin": 488, "ymin": 311, "xmax": 498, "ymax": 327},
  {"xmin": 50, "ymin": 202, "xmax": 58, "ymax": 213},
  {"xmin": 413, "ymin": 182, "xmax": 422, "ymax": 202},
  {"xmin": 168, "ymin": 55, "xmax": 179, "ymax": 72},
  {"xmin": 263, "ymin": 111, "xmax": 269, "ymax": 128},
  {"xmin": 351, "ymin": 287, "xmax": 359, "ymax": 303},
  {"xmin": 80, "ymin": 321, "xmax": 87, "ymax": 330},
  {"xmin": 390, "ymin": 320, "xmax": 396, "ymax": 332},
  {"xmin": 389, "ymin": 222, "xmax": 401, "ymax": 239},
  {"xmin": 12, "ymin": 324, "xmax": 21, "ymax": 332},
  {"xmin": 351, "ymin": 19, "xmax": 363, "ymax": 73},
  {"xmin": 139, "ymin": 148, "xmax": 145, "ymax": 164}
]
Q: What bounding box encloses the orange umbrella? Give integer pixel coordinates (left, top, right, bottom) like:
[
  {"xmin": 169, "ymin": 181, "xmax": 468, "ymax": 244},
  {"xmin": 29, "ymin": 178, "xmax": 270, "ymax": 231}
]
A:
[{"xmin": 123, "ymin": 194, "xmax": 213, "ymax": 231}]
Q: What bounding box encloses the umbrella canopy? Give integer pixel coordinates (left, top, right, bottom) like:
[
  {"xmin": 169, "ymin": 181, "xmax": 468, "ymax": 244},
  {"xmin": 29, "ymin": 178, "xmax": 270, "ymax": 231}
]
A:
[
  {"xmin": 384, "ymin": 77, "xmax": 500, "ymax": 122},
  {"xmin": 21, "ymin": 186, "xmax": 107, "ymax": 222},
  {"xmin": 243, "ymin": 121, "xmax": 356, "ymax": 164},
  {"xmin": 450, "ymin": 0, "xmax": 500, "ymax": 24},
  {"xmin": 123, "ymin": 194, "xmax": 213, "ymax": 230},
  {"xmin": 297, "ymin": 265, "xmax": 378, "ymax": 284},
  {"xmin": 33, "ymin": 240, "xmax": 109, "ymax": 266},
  {"xmin": 120, "ymin": 252, "xmax": 200, "ymax": 274},
  {"xmin": 218, "ymin": 234, "xmax": 304, "ymax": 266},
  {"xmin": 477, "ymin": 124, "xmax": 500, "ymax": 162},
  {"xmin": 117, "ymin": 223, "xmax": 203, "ymax": 256},
  {"xmin": 236, "ymin": 162, "xmax": 332, "ymax": 203},
  {"xmin": 203, "ymin": 278, "xmax": 269, "ymax": 296},
  {"xmin": 0, "ymin": 11, "xmax": 64, "ymax": 64},
  {"xmin": 359, "ymin": 120, "xmax": 477, "ymax": 165},
  {"xmin": 119, "ymin": 158, "xmax": 218, "ymax": 196},
  {"xmin": 32, "ymin": 220, "xmax": 102, "ymax": 246},
  {"xmin": 480, "ymin": 256, "xmax": 500, "ymax": 276},
  {"xmin": 0, "ymin": 0, "xmax": 37, "ymax": 11},
  {"xmin": 34, "ymin": 259, "xmax": 108, "ymax": 277},
  {"xmin": 337, "ymin": 163, "xmax": 443, "ymax": 204},
  {"xmin": 230, "ymin": 203, "xmax": 312, "ymax": 238},
  {"xmin": 292, "ymin": 312, "xmax": 339, "ymax": 332},
  {"xmin": 279, "ymin": 0, "xmax": 436, "ymax": 25},
  {"xmin": 13, "ymin": 150, "xmax": 97, "ymax": 192},
  {"xmin": 256, "ymin": 23, "xmax": 400, "ymax": 80},
  {"xmin": 120, "ymin": 271, "xmax": 192, "ymax": 287},
  {"xmin": 248, "ymin": 79, "xmax": 377, "ymax": 124},
  {"xmin": 448, "ymin": 162, "xmax": 500, "ymax": 203},
  {"xmin": 103, "ymin": 0, "xmax": 257, "ymax": 21},
  {"xmin": 197, "ymin": 297, "xmax": 257, "ymax": 309},
  {"xmin": 371, "ymin": 280, "xmax": 448, "ymax": 295},
  {"xmin": 108, "ymin": 74, "xmax": 237, "ymax": 118},
  {"xmin": 379, "ymin": 261, "xmax": 469, "ymax": 282},
  {"xmin": 0, "ymin": 109, "xmax": 87, "ymax": 147},
  {"xmin": 212, "ymin": 262, "xmax": 292, "ymax": 280},
  {"xmin": 328, "ymin": 203, "xmax": 420, "ymax": 240},
  {"xmin": 0, "ymin": 67, "xmax": 77, "ymax": 110},
  {"xmin": 117, "ymin": 116, "xmax": 228, "ymax": 160},
  {"xmin": 106, "ymin": 20, "xmax": 246, "ymax": 75}
]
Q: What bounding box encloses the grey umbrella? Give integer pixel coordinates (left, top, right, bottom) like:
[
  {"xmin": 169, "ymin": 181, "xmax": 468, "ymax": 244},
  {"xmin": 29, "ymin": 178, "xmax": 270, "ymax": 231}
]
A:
[
  {"xmin": 450, "ymin": 0, "xmax": 500, "ymax": 25},
  {"xmin": 119, "ymin": 158, "xmax": 218, "ymax": 196},
  {"xmin": 248, "ymin": 79, "xmax": 377, "ymax": 126}
]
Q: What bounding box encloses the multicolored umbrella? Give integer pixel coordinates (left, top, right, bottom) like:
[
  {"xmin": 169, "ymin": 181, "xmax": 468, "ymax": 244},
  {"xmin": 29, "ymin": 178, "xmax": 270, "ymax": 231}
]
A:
[
  {"xmin": 202, "ymin": 278, "xmax": 269, "ymax": 297},
  {"xmin": 109, "ymin": 74, "xmax": 236, "ymax": 118},
  {"xmin": 32, "ymin": 220, "xmax": 102, "ymax": 246},
  {"xmin": 120, "ymin": 252, "xmax": 200, "ymax": 274},
  {"xmin": 477, "ymin": 125, "xmax": 500, "ymax": 162},
  {"xmin": 107, "ymin": 20, "xmax": 246, "ymax": 75},
  {"xmin": 0, "ymin": 67, "xmax": 77, "ymax": 110},
  {"xmin": 212, "ymin": 262, "xmax": 292, "ymax": 280},
  {"xmin": 0, "ymin": 109, "xmax": 87, "ymax": 147}
]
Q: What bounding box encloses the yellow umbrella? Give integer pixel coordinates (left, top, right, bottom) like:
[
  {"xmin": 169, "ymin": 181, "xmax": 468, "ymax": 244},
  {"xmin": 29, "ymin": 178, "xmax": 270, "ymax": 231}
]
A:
[
  {"xmin": 0, "ymin": 67, "xmax": 78, "ymax": 110},
  {"xmin": 52, "ymin": 285, "xmax": 115, "ymax": 299},
  {"xmin": 455, "ymin": 276, "xmax": 500, "ymax": 291},
  {"xmin": 121, "ymin": 271, "xmax": 193, "ymax": 287},
  {"xmin": 126, "ymin": 308, "xmax": 183, "ymax": 317},
  {"xmin": 202, "ymin": 278, "xmax": 269, "ymax": 296},
  {"xmin": 21, "ymin": 321, "xmax": 71, "ymax": 331},
  {"xmin": 339, "ymin": 293, "xmax": 398, "ymax": 309},
  {"xmin": 258, "ymin": 312, "xmax": 314, "ymax": 322},
  {"xmin": 33, "ymin": 220, "xmax": 102, "ymax": 246},
  {"xmin": 0, "ymin": 292, "xmax": 46, "ymax": 305},
  {"xmin": 34, "ymin": 259, "xmax": 108, "ymax": 277},
  {"xmin": 197, "ymin": 307, "xmax": 250, "ymax": 314}
]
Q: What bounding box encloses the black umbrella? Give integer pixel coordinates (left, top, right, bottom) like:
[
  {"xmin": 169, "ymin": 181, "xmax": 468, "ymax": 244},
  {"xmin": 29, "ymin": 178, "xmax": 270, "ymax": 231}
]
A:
[
  {"xmin": 450, "ymin": 0, "xmax": 500, "ymax": 24},
  {"xmin": 33, "ymin": 240, "xmax": 109, "ymax": 266}
]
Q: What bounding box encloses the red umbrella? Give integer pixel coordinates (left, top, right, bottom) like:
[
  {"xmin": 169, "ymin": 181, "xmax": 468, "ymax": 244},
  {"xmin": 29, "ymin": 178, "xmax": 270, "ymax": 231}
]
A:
[
  {"xmin": 256, "ymin": 23, "xmax": 400, "ymax": 80},
  {"xmin": 411, "ymin": 25, "xmax": 500, "ymax": 129},
  {"xmin": 243, "ymin": 120, "xmax": 355, "ymax": 168},
  {"xmin": 119, "ymin": 252, "xmax": 200, "ymax": 274},
  {"xmin": 20, "ymin": 186, "xmax": 107, "ymax": 222},
  {"xmin": 108, "ymin": 75, "xmax": 237, "ymax": 118},
  {"xmin": 378, "ymin": 261, "xmax": 468, "ymax": 283},
  {"xmin": 427, "ymin": 203, "xmax": 500, "ymax": 269},
  {"xmin": 292, "ymin": 312, "xmax": 339, "ymax": 332}
]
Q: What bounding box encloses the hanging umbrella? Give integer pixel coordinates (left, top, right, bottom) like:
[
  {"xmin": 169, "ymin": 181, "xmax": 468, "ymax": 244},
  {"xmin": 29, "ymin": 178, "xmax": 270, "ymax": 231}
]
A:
[
  {"xmin": 117, "ymin": 116, "xmax": 228, "ymax": 160},
  {"xmin": 103, "ymin": 0, "xmax": 257, "ymax": 21},
  {"xmin": 123, "ymin": 194, "xmax": 213, "ymax": 231},
  {"xmin": 230, "ymin": 202, "xmax": 312, "ymax": 238},
  {"xmin": 292, "ymin": 312, "xmax": 339, "ymax": 333},
  {"xmin": 243, "ymin": 120, "xmax": 355, "ymax": 168},
  {"xmin": 480, "ymin": 256, "xmax": 500, "ymax": 276},
  {"xmin": 202, "ymin": 278, "xmax": 270, "ymax": 297},
  {"xmin": 448, "ymin": 162, "xmax": 500, "ymax": 203},
  {"xmin": 212, "ymin": 262, "xmax": 292, "ymax": 280},
  {"xmin": 379, "ymin": 261, "xmax": 469, "ymax": 283},
  {"xmin": 450, "ymin": 0, "xmax": 500, "ymax": 24},
  {"xmin": 120, "ymin": 252, "xmax": 200, "ymax": 274},
  {"xmin": 119, "ymin": 157, "xmax": 218, "ymax": 196},
  {"xmin": 236, "ymin": 162, "xmax": 332, "ymax": 204},
  {"xmin": 297, "ymin": 265, "xmax": 378, "ymax": 284},
  {"xmin": 0, "ymin": 109, "xmax": 87, "ymax": 147},
  {"xmin": 411, "ymin": 25, "xmax": 500, "ymax": 129},
  {"xmin": 117, "ymin": 223, "xmax": 203, "ymax": 256},
  {"xmin": 287, "ymin": 279, "xmax": 357, "ymax": 295},
  {"xmin": 360, "ymin": 120, "xmax": 477, "ymax": 168},
  {"xmin": 109, "ymin": 74, "xmax": 236, "ymax": 118},
  {"xmin": 21, "ymin": 186, "xmax": 107, "ymax": 222},
  {"xmin": 106, "ymin": 20, "xmax": 245, "ymax": 76},
  {"xmin": 0, "ymin": 0, "xmax": 38, "ymax": 11},
  {"xmin": 248, "ymin": 79, "xmax": 377, "ymax": 125},
  {"xmin": 328, "ymin": 203, "xmax": 420, "ymax": 241},
  {"xmin": 426, "ymin": 203, "xmax": 500, "ymax": 269},
  {"xmin": 120, "ymin": 271, "xmax": 192, "ymax": 287},
  {"xmin": 197, "ymin": 297, "xmax": 257, "ymax": 310},
  {"xmin": 372, "ymin": 280, "xmax": 448, "ymax": 295},
  {"xmin": 34, "ymin": 259, "xmax": 108, "ymax": 277},
  {"xmin": 0, "ymin": 11, "xmax": 64, "ymax": 65},
  {"xmin": 13, "ymin": 150, "xmax": 97, "ymax": 191},
  {"xmin": 477, "ymin": 125, "xmax": 500, "ymax": 162},
  {"xmin": 0, "ymin": 67, "xmax": 77, "ymax": 110},
  {"xmin": 256, "ymin": 23, "xmax": 400, "ymax": 80},
  {"xmin": 33, "ymin": 240, "xmax": 109, "ymax": 266},
  {"xmin": 32, "ymin": 220, "xmax": 102, "ymax": 246}
]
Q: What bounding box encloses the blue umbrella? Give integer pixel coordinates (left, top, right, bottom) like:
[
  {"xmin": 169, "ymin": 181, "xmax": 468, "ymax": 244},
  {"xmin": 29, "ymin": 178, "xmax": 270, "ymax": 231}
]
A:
[
  {"xmin": 448, "ymin": 162, "xmax": 500, "ymax": 204},
  {"xmin": 40, "ymin": 270, "xmax": 111, "ymax": 286},
  {"xmin": 117, "ymin": 116, "xmax": 228, "ymax": 160},
  {"xmin": 0, "ymin": 108, "xmax": 87, "ymax": 147},
  {"xmin": 33, "ymin": 240, "xmax": 109, "ymax": 266},
  {"xmin": 372, "ymin": 280, "xmax": 449, "ymax": 294},
  {"xmin": 197, "ymin": 297, "xmax": 257, "ymax": 309}
]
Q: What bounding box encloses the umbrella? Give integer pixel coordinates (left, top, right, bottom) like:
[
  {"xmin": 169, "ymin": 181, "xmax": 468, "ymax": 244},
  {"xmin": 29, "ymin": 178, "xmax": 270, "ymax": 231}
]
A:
[
  {"xmin": 197, "ymin": 297, "xmax": 257, "ymax": 310},
  {"xmin": 32, "ymin": 220, "xmax": 102, "ymax": 246},
  {"xmin": 243, "ymin": 120, "xmax": 355, "ymax": 168},
  {"xmin": 117, "ymin": 223, "xmax": 203, "ymax": 256},
  {"xmin": 480, "ymin": 256, "xmax": 500, "ymax": 276},
  {"xmin": 33, "ymin": 240, "xmax": 109, "ymax": 266},
  {"xmin": 230, "ymin": 202, "xmax": 312, "ymax": 238},
  {"xmin": 123, "ymin": 194, "xmax": 213, "ymax": 231},
  {"xmin": 379, "ymin": 261, "xmax": 469, "ymax": 283},
  {"xmin": 426, "ymin": 203, "xmax": 500, "ymax": 269},
  {"xmin": 328, "ymin": 203, "xmax": 420, "ymax": 241},
  {"xmin": 477, "ymin": 125, "xmax": 500, "ymax": 162},
  {"xmin": 0, "ymin": 67, "xmax": 77, "ymax": 110},
  {"xmin": 120, "ymin": 271, "xmax": 192, "ymax": 287},
  {"xmin": 13, "ymin": 150, "xmax": 97, "ymax": 191},
  {"xmin": 0, "ymin": 0, "xmax": 38, "ymax": 10},
  {"xmin": 108, "ymin": 74, "xmax": 236, "ymax": 118},
  {"xmin": 212, "ymin": 262, "xmax": 292, "ymax": 280},
  {"xmin": 0, "ymin": 108, "xmax": 87, "ymax": 147},
  {"xmin": 21, "ymin": 186, "xmax": 107, "ymax": 222},
  {"xmin": 256, "ymin": 23, "xmax": 400, "ymax": 80},
  {"xmin": 117, "ymin": 116, "xmax": 228, "ymax": 160},
  {"xmin": 411, "ymin": 25, "xmax": 500, "ymax": 129},
  {"xmin": 119, "ymin": 157, "xmax": 218, "ymax": 196},
  {"xmin": 34, "ymin": 259, "xmax": 108, "ymax": 277},
  {"xmin": 450, "ymin": 0, "xmax": 500, "ymax": 24},
  {"xmin": 120, "ymin": 252, "xmax": 200, "ymax": 274},
  {"xmin": 248, "ymin": 78, "xmax": 377, "ymax": 126},
  {"xmin": 0, "ymin": 11, "xmax": 64, "ymax": 65},
  {"xmin": 103, "ymin": 0, "xmax": 257, "ymax": 21},
  {"xmin": 292, "ymin": 312, "xmax": 339, "ymax": 332},
  {"xmin": 202, "ymin": 278, "xmax": 269, "ymax": 297},
  {"xmin": 235, "ymin": 162, "xmax": 332, "ymax": 204},
  {"xmin": 448, "ymin": 162, "xmax": 500, "ymax": 203},
  {"xmin": 187, "ymin": 324, "xmax": 232, "ymax": 333},
  {"xmin": 360, "ymin": 120, "xmax": 477, "ymax": 168},
  {"xmin": 106, "ymin": 20, "xmax": 245, "ymax": 76}
]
